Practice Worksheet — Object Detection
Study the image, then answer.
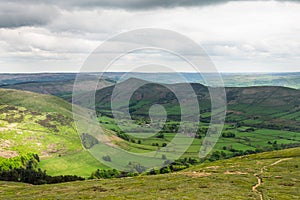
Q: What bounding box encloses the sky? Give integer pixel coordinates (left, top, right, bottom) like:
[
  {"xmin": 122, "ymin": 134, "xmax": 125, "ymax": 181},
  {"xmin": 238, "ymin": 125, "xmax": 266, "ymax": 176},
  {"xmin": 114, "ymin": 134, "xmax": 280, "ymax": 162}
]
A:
[{"xmin": 0, "ymin": 0, "xmax": 300, "ymax": 73}]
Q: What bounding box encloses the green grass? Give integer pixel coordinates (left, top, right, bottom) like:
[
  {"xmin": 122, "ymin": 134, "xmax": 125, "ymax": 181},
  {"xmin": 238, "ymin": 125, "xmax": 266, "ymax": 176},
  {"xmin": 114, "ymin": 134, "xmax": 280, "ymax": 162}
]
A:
[
  {"xmin": 1, "ymin": 147, "xmax": 299, "ymax": 199},
  {"xmin": 38, "ymin": 150, "xmax": 109, "ymax": 178},
  {"xmin": 0, "ymin": 89, "xmax": 101, "ymax": 177},
  {"xmin": 97, "ymin": 115, "xmax": 300, "ymax": 160},
  {"xmin": 0, "ymin": 89, "xmax": 73, "ymax": 117}
]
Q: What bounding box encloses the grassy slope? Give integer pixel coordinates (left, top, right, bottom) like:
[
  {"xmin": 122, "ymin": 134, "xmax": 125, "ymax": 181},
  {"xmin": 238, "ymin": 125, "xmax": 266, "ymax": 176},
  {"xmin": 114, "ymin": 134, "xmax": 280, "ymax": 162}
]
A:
[
  {"xmin": 2, "ymin": 78, "xmax": 113, "ymax": 100},
  {"xmin": 38, "ymin": 151, "xmax": 109, "ymax": 177},
  {"xmin": 1, "ymin": 147, "xmax": 299, "ymax": 199},
  {"xmin": 0, "ymin": 89, "xmax": 107, "ymax": 177},
  {"xmin": 0, "ymin": 89, "xmax": 73, "ymax": 117},
  {"xmin": 94, "ymin": 79, "xmax": 300, "ymax": 132}
]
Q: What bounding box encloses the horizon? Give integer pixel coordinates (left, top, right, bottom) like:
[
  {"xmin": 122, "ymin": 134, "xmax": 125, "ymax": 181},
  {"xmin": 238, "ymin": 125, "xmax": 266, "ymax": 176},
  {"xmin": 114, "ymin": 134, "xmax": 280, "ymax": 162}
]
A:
[{"xmin": 0, "ymin": 71, "xmax": 300, "ymax": 74}]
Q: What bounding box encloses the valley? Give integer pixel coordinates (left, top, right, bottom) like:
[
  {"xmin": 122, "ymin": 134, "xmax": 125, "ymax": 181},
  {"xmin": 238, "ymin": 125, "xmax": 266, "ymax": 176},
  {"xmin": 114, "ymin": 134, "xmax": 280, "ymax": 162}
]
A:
[{"xmin": 0, "ymin": 73, "xmax": 299, "ymax": 200}]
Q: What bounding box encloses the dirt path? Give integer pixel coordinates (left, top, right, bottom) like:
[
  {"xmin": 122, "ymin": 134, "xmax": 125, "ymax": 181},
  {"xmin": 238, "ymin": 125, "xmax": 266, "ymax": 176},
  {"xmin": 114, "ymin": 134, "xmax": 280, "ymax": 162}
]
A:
[{"xmin": 252, "ymin": 158, "xmax": 292, "ymax": 200}]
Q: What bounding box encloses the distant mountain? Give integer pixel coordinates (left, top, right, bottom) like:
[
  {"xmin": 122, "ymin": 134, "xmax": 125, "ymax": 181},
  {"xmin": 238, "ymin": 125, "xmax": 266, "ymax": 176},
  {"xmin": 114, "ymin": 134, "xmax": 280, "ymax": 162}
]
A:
[
  {"xmin": 0, "ymin": 73, "xmax": 77, "ymax": 86},
  {"xmin": 101, "ymin": 72, "xmax": 300, "ymax": 89},
  {"xmin": 93, "ymin": 78, "xmax": 300, "ymax": 131},
  {"xmin": 0, "ymin": 73, "xmax": 114, "ymax": 99},
  {"xmin": 1, "ymin": 72, "xmax": 299, "ymax": 91}
]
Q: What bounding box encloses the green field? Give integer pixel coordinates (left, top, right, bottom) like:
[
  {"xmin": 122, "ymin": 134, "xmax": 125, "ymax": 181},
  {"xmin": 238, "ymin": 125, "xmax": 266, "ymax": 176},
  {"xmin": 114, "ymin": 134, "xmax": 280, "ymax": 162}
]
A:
[
  {"xmin": 1, "ymin": 147, "xmax": 299, "ymax": 199},
  {"xmin": 97, "ymin": 115, "xmax": 300, "ymax": 159},
  {"xmin": 38, "ymin": 151, "xmax": 109, "ymax": 177}
]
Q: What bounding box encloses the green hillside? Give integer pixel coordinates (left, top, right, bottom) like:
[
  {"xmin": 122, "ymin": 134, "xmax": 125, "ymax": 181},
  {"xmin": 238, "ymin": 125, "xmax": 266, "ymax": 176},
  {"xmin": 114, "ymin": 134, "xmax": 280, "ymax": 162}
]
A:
[
  {"xmin": 2, "ymin": 78, "xmax": 113, "ymax": 100},
  {"xmin": 94, "ymin": 79, "xmax": 300, "ymax": 131},
  {"xmin": 86, "ymin": 78, "xmax": 300, "ymax": 159},
  {"xmin": 0, "ymin": 89, "xmax": 107, "ymax": 177},
  {"xmin": 1, "ymin": 147, "xmax": 299, "ymax": 199},
  {"xmin": 1, "ymin": 82, "xmax": 300, "ymax": 177}
]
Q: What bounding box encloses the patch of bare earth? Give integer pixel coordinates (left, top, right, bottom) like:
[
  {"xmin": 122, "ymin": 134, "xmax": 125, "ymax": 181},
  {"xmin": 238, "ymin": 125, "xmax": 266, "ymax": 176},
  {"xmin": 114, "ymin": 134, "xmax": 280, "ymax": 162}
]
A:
[
  {"xmin": 182, "ymin": 171, "xmax": 211, "ymax": 178},
  {"xmin": 0, "ymin": 149, "xmax": 19, "ymax": 158},
  {"xmin": 205, "ymin": 166, "xmax": 219, "ymax": 170},
  {"xmin": 224, "ymin": 171, "xmax": 248, "ymax": 175},
  {"xmin": 40, "ymin": 143, "xmax": 59, "ymax": 158},
  {"xmin": 0, "ymin": 139, "xmax": 19, "ymax": 158},
  {"xmin": 252, "ymin": 158, "xmax": 292, "ymax": 200}
]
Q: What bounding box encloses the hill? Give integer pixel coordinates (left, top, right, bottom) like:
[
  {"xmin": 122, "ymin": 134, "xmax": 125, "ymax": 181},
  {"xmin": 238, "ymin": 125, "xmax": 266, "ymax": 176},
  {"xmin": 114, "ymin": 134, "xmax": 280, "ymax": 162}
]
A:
[
  {"xmin": 87, "ymin": 78, "xmax": 300, "ymax": 160},
  {"xmin": 0, "ymin": 89, "xmax": 108, "ymax": 177},
  {"xmin": 94, "ymin": 78, "xmax": 300, "ymax": 131},
  {"xmin": 93, "ymin": 72, "xmax": 300, "ymax": 89},
  {"xmin": 0, "ymin": 74, "xmax": 114, "ymax": 99},
  {"xmin": 1, "ymin": 79, "xmax": 300, "ymax": 177},
  {"xmin": 1, "ymin": 147, "xmax": 299, "ymax": 199}
]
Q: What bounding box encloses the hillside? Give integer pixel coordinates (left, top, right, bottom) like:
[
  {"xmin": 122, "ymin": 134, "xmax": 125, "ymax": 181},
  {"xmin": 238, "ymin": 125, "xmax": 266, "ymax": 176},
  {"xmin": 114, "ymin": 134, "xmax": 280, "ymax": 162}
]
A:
[
  {"xmin": 0, "ymin": 89, "xmax": 107, "ymax": 177},
  {"xmin": 87, "ymin": 78, "xmax": 300, "ymax": 161},
  {"xmin": 1, "ymin": 147, "xmax": 299, "ymax": 199},
  {"xmin": 1, "ymin": 75, "xmax": 113, "ymax": 99},
  {"xmin": 93, "ymin": 78, "xmax": 300, "ymax": 131},
  {"xmin": 1, "ymin": 80, "xmax": 300, "ymax": 177}
]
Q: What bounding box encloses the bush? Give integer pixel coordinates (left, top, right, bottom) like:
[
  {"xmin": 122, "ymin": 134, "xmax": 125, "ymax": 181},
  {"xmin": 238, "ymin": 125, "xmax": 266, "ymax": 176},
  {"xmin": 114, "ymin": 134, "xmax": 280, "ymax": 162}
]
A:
[
  {"xmin": 222, "ymin": 132, "xmax": 235, "ymax": 138},
  {"xmin": 102, "ymin": 155, "xmax": 112, "ymax": 162},
  {"xmin": 0, "ymin": 167, "xmax": 84, "ymax": 185},
  {"xmin": 90, "ymin": 169, "xmax": 120, "ymax": 179},
  {"xmin": 81, "ymin": 133, "xmax": 99, "ymax": 149}
]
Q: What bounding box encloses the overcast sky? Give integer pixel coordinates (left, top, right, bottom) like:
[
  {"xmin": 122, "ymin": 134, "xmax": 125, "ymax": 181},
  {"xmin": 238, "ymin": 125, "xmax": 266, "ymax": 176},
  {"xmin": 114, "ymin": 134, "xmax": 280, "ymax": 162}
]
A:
[{"xmin": 0, "ymin": 0, "xmax": 299, "ymax": 73}]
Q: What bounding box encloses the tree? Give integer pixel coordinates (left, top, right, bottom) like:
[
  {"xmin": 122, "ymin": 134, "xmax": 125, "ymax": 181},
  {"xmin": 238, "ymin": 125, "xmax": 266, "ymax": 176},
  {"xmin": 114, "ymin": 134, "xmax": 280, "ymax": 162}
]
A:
[
  {"xmin": 102, "ymin": 155, "xmax": 112, "ymax": 162},
  {"xmin": 222, "ymin": 132, "xmax": 235, "ymax": 138}
]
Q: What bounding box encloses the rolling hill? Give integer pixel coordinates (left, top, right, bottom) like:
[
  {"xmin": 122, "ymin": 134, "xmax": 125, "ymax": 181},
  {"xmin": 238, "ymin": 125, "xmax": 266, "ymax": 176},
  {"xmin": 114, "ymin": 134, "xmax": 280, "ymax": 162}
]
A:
[
  {"xmin": 1, "ymin": 78, "xmax": 300, "ymax": 177},
  {"xmin": 1, "ymin": 74, "xmax": 114, "ymax": 99},
  {"xmin": 0, "ymin": 88, "xmax": 109, "ymax": 177},
  {"xmin": 1, "ymin": 147, "xmax": 299, "ymax": 199},
  {"xmin": 93, "ymin": 78, "xmax": 300, "ymax": 131}
]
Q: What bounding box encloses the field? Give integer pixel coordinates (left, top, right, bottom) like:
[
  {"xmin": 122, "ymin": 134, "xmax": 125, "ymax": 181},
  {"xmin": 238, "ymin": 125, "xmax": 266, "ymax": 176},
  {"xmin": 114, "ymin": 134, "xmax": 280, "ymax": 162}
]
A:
[
  {"xmin": 37, "ymin": 151, "xmax": 109, "ymax": 177},
  {"xmin": 98, "ymin": 115, "xmax": 300, "ymax": 159},
  {"xmin": 1, "ymin": 147, "xmax": 299, "ymax": 199}
]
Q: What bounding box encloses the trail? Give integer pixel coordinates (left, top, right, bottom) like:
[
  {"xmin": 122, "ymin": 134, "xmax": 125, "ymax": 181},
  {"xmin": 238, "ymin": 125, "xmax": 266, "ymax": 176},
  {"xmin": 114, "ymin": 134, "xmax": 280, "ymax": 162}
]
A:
[{"xmin": 252, "ymin": 158, "xmax": 292, "ymax": 200}]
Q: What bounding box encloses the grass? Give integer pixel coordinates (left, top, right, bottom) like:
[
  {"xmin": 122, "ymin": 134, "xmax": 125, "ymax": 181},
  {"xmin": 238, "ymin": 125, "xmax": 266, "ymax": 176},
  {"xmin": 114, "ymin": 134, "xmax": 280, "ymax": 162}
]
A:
[
  {"xmin": 1, "ymin": 147, "xmax": 299, "ymax": 199},
  {"xmin": 38, "ymin": 150, "xmax": 109, "ymax": 178},
  {"xmin": 0, "ymin": 89, "xmax": 100, "ymax": 177},
  {"xmin": 0, "ymin": 89, "xmax": 73, "ymax": 117},
  {"xmin": 97, "ymin": 115, "xmax": 300, "ymax": 161}
]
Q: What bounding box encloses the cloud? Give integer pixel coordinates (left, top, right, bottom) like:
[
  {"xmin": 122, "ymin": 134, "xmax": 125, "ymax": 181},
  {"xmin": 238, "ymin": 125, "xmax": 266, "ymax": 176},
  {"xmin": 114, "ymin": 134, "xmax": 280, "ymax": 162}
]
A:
[
  {"xmin": 0, "ymin": 0, "xmax": 299, "ymax": 72},
  {"xmin": 1, "ymin": 0, "xmax": 299, "ymax": 28},
  {"xmin": 0, "ymin": 2, "xmax": 60, "ymax": 28},
  {"xmin": 61, "ymin": 0, "xmax": 300, "ymax": 10},
  {"xmin": 2, "ymin": 0, "xmax": 300, "ymax": 11}
]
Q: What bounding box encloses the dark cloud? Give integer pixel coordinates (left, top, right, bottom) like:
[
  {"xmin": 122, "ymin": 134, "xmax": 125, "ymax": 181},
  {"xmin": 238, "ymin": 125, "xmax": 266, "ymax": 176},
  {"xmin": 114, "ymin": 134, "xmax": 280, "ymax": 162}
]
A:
[
  {"xmin": 68, "ymin": 0, "xmax": 300, "ymax": 9},
  {"xmin": 2, "ymin": 0, "xmax": 300, "ymax": 11},
  {"xmin": 0, "ymin": 0, "xmax": 299, "ymax": 28},
  {"xmin": 60, "ymin": 0, "xmax": 227, "ymax": 9},
  {"xmin": 0, "ymin": 2, "xmax": 59, "ymax": 28}
]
